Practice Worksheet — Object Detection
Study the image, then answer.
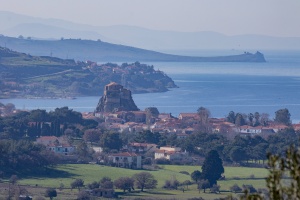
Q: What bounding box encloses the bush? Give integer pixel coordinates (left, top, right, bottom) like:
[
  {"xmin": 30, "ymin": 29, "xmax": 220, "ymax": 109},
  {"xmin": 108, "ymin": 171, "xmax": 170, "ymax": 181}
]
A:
[
  {"xmin": 77, "ymin": 191, "xmax": 91, "ymax": 200},
  {"xmin": 179, "ymin": 171, "xmax": 190, "ymax": 175},
  {"xmin": 230, "ymin": 184, "xmax": 242, "ymax": 193},
  {"xmin": 155, "ymin": 158, "xmax": 171, "ymax": 165},
  {"xmin": 163, "ymin": 178, "xmax": 179, "ymax": 190},
  {"xmin": 242, "ymin": 184, "xmax": 257, "ymax": 193},
  {"xmin": 249, "ymin": 174, "xmax": 255, "ymax": 179},
  {"xmin": 45, "ymin": 188, "xmax": 57, "ymax": 200}
]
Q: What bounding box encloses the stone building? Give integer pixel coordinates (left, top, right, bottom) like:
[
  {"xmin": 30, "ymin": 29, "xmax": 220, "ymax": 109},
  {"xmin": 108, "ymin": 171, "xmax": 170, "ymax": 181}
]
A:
[{"xmin": 95, "ymin": 82, "xmax": 139, "ymax": 113}]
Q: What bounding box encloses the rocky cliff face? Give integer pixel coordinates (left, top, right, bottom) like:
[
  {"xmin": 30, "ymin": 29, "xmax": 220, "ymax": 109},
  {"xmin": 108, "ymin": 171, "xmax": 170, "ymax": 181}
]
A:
[{"xmin": 95, "ymin": 82, "xmax": 139, "ymax": 113}]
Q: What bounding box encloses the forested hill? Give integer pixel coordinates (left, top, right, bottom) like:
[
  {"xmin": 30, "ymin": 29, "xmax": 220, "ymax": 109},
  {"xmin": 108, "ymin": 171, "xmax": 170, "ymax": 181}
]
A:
[
  {"xmin": 0, "ymin": 47, "xmax": 177, "ymax": 98},
  {"xmin": 0, "ymin": 35, "xmax": 266, "ymax": 62}
]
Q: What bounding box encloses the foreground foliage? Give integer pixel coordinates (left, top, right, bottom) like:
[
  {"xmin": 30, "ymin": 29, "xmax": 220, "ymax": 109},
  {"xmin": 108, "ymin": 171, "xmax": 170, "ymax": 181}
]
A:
[{"xmin": 0, "ymin": 140, "xmax": 56, "ymax": 173}]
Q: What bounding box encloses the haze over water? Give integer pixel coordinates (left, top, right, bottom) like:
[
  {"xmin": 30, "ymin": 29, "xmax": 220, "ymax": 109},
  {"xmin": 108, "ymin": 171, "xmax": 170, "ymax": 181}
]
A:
[{"xmin": 2, "ymin": 50, "xmax": 300, "ymax": 122}]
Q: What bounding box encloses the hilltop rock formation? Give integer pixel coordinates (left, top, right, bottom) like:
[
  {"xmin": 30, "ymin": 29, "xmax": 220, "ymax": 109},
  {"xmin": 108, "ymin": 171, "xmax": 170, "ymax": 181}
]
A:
[{"xmin": 95, "ymin": 82, "xmax": 139, "ymax": 113}]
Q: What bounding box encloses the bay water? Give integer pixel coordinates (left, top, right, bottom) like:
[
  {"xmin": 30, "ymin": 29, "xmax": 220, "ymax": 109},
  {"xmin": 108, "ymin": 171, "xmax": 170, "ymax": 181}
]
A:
[{"xmin": 2, "ymin": 50, "xmax": 300, "ymax": 122}]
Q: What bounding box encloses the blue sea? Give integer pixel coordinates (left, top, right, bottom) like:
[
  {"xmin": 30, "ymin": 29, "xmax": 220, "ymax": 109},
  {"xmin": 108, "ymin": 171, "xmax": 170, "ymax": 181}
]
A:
[{"xmin": 2, "ymin": 50, "xmax": 300, "ymax": 122}]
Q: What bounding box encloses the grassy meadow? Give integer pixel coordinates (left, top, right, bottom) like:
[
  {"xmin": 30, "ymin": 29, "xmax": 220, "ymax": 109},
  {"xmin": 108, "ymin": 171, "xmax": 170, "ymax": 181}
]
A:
[{"xmin": 7, "ymin": 164, "xmax": 269, "ymax": 199}]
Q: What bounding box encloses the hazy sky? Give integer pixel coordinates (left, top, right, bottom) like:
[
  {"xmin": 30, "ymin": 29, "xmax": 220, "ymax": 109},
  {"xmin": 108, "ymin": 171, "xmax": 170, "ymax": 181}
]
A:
[{"xmin": 1, "ymin": 0, "xmax": 300, "ymax": 37}]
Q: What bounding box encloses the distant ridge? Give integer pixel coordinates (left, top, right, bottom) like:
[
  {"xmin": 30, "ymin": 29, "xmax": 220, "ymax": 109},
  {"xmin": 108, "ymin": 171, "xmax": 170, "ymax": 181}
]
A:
[
  {"xmin": 0, "ymin": 35, "xmax": 266, "ymax": 62},
  {"xmin": 0, "ymin": 47, "xmax": 178, "ymax": 98}
]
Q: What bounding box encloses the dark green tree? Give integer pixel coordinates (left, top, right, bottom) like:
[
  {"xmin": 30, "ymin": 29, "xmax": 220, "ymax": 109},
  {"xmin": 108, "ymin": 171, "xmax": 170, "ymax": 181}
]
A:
[
  {"xmin": 45, "ymin": 188, "xmax": 57, "ymax": 200},
  {"xmin": 71, "ymin": 179, "xmax": 84, "ymax": 191},
  {"xmin": 191, "ymin": 170, "xmax": 202, "ymax": 183},
  {"xmin": 274, "ymin": 108, "xmax": 291, "ymax": 125},
  {"xmin": 226, "ymin": 111, "xmax": 235, "ymax": 123},
  {"xmin": 201, "ymin": 150, "xmax": 224, "ymax": 186},
  {"xmin": 100, "ymin": 131, "xmax": 123, "ymax": 152},
  {"xmin": 248, "ymin": 113, "xmax": 254, "ymax": 126},
  {"xmin": 235, "ymin": 113, "xmax": 246, "ymax": 126},
  {"xmin": 254, "ymin": 112, "xmax": 260, "ymax": 126},
  {"xmin": 230, "ymin": 146, "xmax": 247, "ymax": 163}
]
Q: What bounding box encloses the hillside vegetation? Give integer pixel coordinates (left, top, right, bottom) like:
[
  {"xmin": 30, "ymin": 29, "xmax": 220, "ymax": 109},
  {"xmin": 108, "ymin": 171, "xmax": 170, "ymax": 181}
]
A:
[{"xmin": 0, "ymin": 47, "xmax": 177, "ymax": 98}]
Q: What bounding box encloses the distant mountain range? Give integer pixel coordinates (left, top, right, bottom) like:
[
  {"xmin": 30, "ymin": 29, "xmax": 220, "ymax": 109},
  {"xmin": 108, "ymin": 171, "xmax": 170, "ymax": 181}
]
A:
[{"xmin": 0, "ymin": 11, "xmax": 299, "ymax": 51}]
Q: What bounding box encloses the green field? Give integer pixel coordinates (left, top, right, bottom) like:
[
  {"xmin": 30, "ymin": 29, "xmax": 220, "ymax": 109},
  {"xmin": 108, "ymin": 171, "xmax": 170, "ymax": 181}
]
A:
[{"xmin": 10, "ymin": 164, "xmax": 268, "ymax": 199}]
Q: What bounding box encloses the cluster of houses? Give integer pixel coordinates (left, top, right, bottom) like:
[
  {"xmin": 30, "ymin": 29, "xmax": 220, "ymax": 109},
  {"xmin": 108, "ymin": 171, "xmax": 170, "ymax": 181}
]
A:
[
  {"xmin": 35, "ymin": 134, "xmax": 189, "ymax": 170},
  {"xmin": 91, "ymin": 111, "xmax": 294, "ymax": 138}
]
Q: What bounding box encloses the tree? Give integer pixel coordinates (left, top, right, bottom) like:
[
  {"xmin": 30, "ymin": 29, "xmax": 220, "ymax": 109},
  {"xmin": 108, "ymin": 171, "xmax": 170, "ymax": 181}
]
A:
[
  {"xmin": 114, "ymin": 177, "xmax": 134, "ymax": 192},
  {"xmin": 197, "ymin": 179, "xmax": 210, "ymax": 193},
  {"xmin": 235, "ymin": 113, "xmax": 246, "ymax": 126},
  {"xmin": 260, "ymin": 113, "xmax": 269, "ymax": 126},
  {"xmin": 266, "ymin": 145, "xmax": 300, "ymax": 199},
  {"xmin": 87, "ymin": 181, "xmax": 99, "ymax": 189},
  {"xmin": 132, "ymin": 172, "xmax": 157, "ymax": 191},
  {"xmin": 191, "ymin": 170, "xmax": 202, "ymax": 183},
  {"xmin": 9, "ymin": 175, "xmax": 18, "ymax": 185},
  {"xmin": 254, "ymin": 112, "xmax": 260, "ymax": 126},
  {"xmin": 83, "ymin": 129, "xmax": 102, "ymax": 143},
  {"xmin": 76, "ymin": 141, "xmax": 92, "ymax": 162},
  {"xmin": 230, "ymin": 146, "xmax": 247, "ymax": 163},
  {"xmin": 182, "ymin": 180, "xmax": 192, "ymax": 189},
  {"xmin": 226, "ymin": 111, "xmax": 235, "ymax": 123},
  {"xmin": 201, "ymin": 150, "xmax": 224, "ymax": 186},
  {"xmin": 71, "ymin": 179, "xmax": 84, "ymax": 191},
  {"xmin": 242, "ymin": 145, "xmax": 300, "ymax": 199},
  {"xmin": 100, "ymin": 177, "xmax": 113, "ymax": 189},
  {"xmin": 242, "ymin": 184, "xmax": 257, "ymax": 193},
  {"xmin": 163, "ymin": 176, "xmax": 180, "ymax": 190},
  {"xmin": 145, "ymin": 107, "xmax": 159, "ymax": 125},
  {"xmin": 210, "ymin": 184, "xmax": 220, "ymax": 193},
  {"xmin": 3, "ymin": 103, "xmax": 15, "ymax": 115},
  {"xmin": 100, "ymin": 131, "xmax": 123, "ymax": 152},
  {"xmin": 274, "ymin": 108, "xmax": 291, "ymax": 125},
  {"xmin": 77, "ymin": 191, "xmax": 91, "ymax": 200},
  {"xmin": 248, "ymin": 113, "xmax": 254, "ymax": 126},
  {"xmin": 197, "ymin": 107, "xmax": 211, "ymax": 132},
  {"xmin": 45, "ymin": 188, "xmax": 57, "ymax": 200}
]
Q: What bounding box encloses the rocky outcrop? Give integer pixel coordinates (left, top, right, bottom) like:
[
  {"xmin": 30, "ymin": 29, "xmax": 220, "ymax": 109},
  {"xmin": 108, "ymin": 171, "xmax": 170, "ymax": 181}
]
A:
[{"xmin": 95, "ymin": 82, "xmax": 139, "ymax": 113}]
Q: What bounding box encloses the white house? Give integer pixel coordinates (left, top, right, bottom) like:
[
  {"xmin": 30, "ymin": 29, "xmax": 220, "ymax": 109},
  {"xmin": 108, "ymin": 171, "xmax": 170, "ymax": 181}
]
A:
[
  {"xmin": 154, "ymin": 146, "xmax": 188, "ymax": 161},
  {"xmin": 36, "ymin": 136, "xmax": 75, "ymax": 155},
  {"xmin": 108, "ymin": 152, "xmax": 142, "ymax": 169}
]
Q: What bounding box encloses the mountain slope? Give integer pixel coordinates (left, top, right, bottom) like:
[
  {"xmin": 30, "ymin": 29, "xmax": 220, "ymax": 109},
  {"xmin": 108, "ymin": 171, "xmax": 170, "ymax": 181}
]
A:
[{"xmin": 0, "ymin": 35, "xmax": 265, "ymax": 62}]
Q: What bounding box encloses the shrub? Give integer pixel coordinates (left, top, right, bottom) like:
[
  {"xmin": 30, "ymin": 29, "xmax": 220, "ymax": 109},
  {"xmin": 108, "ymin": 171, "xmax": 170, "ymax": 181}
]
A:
[
  {"xmin": 230, "ymin": 184, "xmax": 242, "ymax": 193},
  {"xmin": 179, "ymin": 171, "xmax": 190, "ymax": 175},
  {"xmin": 155, "ymin": 158, "xmax": 171, "ymax": 165}
]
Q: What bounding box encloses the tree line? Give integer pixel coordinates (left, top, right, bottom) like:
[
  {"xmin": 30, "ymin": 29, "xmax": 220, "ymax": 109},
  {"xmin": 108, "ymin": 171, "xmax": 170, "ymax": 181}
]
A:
[{"xmin": 0, "ymin": 106, "xmax": 98, "ymax": 140}]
